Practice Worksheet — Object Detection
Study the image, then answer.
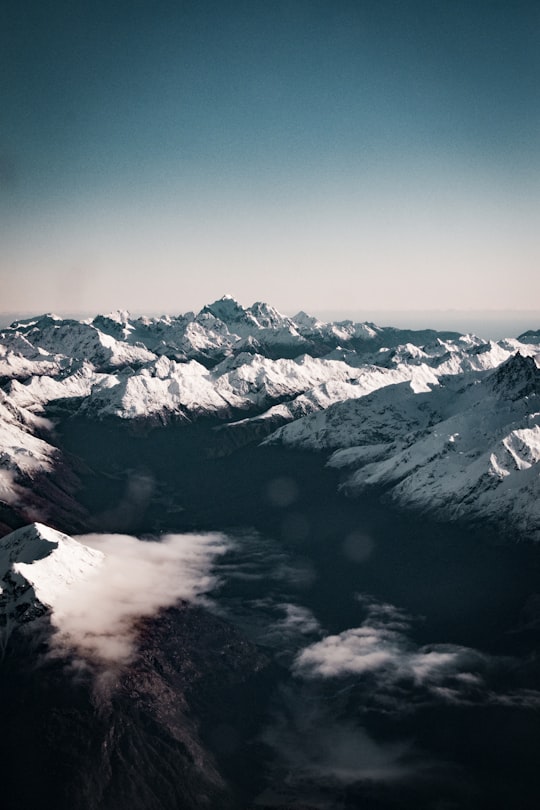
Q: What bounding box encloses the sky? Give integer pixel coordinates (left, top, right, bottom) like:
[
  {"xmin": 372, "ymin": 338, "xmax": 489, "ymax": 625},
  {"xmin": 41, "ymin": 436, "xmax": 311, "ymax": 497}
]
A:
[{"xmin": 1, "ymin": 0, "xmax": 539, "ymax": 320}]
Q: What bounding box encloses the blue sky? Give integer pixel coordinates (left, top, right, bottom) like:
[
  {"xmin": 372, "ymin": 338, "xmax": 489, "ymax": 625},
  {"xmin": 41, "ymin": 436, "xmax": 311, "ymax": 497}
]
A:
[{"xmin": 1, "ymin": 0, "xmax": 539, "ymax": 317}]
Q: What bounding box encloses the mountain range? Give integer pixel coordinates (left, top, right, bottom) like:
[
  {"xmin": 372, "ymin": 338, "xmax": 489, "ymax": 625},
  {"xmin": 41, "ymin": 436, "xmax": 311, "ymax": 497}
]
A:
[{"xmin": 1, "ymin": 295, "xmax": 538, "ymax": 540}]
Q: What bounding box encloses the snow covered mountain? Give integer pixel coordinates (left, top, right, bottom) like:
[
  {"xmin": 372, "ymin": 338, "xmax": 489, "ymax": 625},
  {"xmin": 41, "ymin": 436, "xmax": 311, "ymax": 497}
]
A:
[
  {"xmin": 0, "ymin": 294, "xmax": 464, "ymax": 381},
  {"xmin": 0, "ymin": 522, "xmax": 103, "ymax": 637},
  {"xmin": 0, "ymin": 296, "xmax": 539, "ymax": 540},
  {"xmin": 267, "ymin": 352, "xmax": 540, "ymax": 540},
  {"xmin": 3, "ymin": 296, "xmax": 536, "ymax": 425}
]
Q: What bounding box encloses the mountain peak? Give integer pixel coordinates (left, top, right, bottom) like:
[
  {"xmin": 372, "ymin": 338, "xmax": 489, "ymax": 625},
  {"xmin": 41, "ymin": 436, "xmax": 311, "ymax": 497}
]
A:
[
  {"xmin": 104, "ymin": 309, "xmax": 131, "ymax": 324},
  {"xmin": 248, "ymin": 301, "xmax": 289, "ymax": 329},
  {"xmin": 489, "ymin": 352, "xmax": 540, "ymax": 400},
  {"xmin": 1, "ymin": 522, "xmax": 63, "ymax": 563},
  {"xmin": 8, "ymin": 313, "xmax": 63, "ymax": 332},
  {"xmin": 517, "ymin": 329, "xmax": 540, "ymax": 345},
  {"xmin": 200, "ymin": 295, "xmax": 245, "ymax": 319},
  {"xmin": 0, "ymin": 523, "xmax": 104, "ymax": 622}
]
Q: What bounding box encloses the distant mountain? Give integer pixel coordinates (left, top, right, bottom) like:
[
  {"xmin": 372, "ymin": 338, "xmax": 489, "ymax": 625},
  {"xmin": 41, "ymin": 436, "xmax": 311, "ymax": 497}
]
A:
[
  {"xmin": 517, "ymin": 329, "xmax": 540, "ymax": 345},
  {"xmin": 1, "ymin": 295, "xmax": 465, "ymax": 378}
]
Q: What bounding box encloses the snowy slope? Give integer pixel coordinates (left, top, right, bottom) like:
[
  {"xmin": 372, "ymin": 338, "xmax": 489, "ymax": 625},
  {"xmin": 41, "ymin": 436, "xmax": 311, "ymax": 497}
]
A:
[
  {"xmin": 267, "ymin": 353, "xmax": 540, "ymax": 539},
  {"xmin": 4, "ymin": 349, "xmax": 437, "ymax": 422},
  {"xmin": 4, "ymin": 315, "xmax": 155, "ymax": 371},
  {"xmin": 0, "ymin": 523, "xmax": 104, "ymax": 633},
  {"xmin": 9, "ymin": 333, "xmax": 536, "ymax": 427},
  {"xmin": 7, "ymin": 361, "xmax": 110, "ymax": 412},
  {"xmin": 0, "ymin": 390, "xmax": 58, "ymax": 510},
  {"xmin": 0, "ymin": 330, "xmax": 68, "ymax": 381}
]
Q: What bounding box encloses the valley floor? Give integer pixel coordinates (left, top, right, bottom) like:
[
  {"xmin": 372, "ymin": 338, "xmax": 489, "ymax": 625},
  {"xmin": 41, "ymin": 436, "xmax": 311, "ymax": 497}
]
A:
[{"xmin": 28, "ymin": 416, "xmax": 540, "ymax": 810}]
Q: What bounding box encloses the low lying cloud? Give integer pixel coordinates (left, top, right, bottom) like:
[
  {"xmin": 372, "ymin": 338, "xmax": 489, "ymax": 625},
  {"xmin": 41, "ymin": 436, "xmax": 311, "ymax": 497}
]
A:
[
  {"xmin": 293, "ymin": 598, "xmax": 540, "ymax": 709},
  {"xmin": 0, "ymin": 468, "xmax": 18, "ymax": 505},
  {"xmin": 49, "ymin": 531, "xmax": 229, "ymax": 665},
  {"xmin": 277, "ymin": 603, "xmax": 321, "ymax": 635},
  {"xmin": 257, "ymin": 603, "xmax": 322, "ymax": 664},
  {"xmin": 296, "ymin": 624, "xmax": 482, "ymax": 685},
  {"xmin": 214, "ymin": 529, "xmax": 317, "ymax": 595},
  {"xmin": 260, "ymin": 684, "xmax": 418, "ymax": 800}
]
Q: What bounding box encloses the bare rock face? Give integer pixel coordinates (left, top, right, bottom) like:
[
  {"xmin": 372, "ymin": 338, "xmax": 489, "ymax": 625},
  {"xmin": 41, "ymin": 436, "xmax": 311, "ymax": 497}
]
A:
[
  {"xmin": 0, "ymin": 601, "xmax": 274, "ymax": 810},
  {"xmin": 488, "ymin": 351, "xmax": 540, "ymax": 400}
]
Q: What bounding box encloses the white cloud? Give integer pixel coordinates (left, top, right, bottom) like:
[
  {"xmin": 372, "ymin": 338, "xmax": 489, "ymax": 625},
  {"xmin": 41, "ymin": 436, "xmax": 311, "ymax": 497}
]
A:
[
  {"xmin": 277, "ymin": 603, "xmax": 321, "ymax": 635},
  {"xmin": 48, "ymin": 531, "xmax": 229, "ymax": 665},
  {"xmin": 293, "ymin": 599, "xmax": 487, "ymax": 704}
]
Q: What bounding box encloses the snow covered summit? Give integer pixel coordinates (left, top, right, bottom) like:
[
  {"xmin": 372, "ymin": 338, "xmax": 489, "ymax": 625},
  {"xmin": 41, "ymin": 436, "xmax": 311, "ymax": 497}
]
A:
[{"xmin": 0, "ymin": 523, "xmax": 103, "ymax": 627}]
